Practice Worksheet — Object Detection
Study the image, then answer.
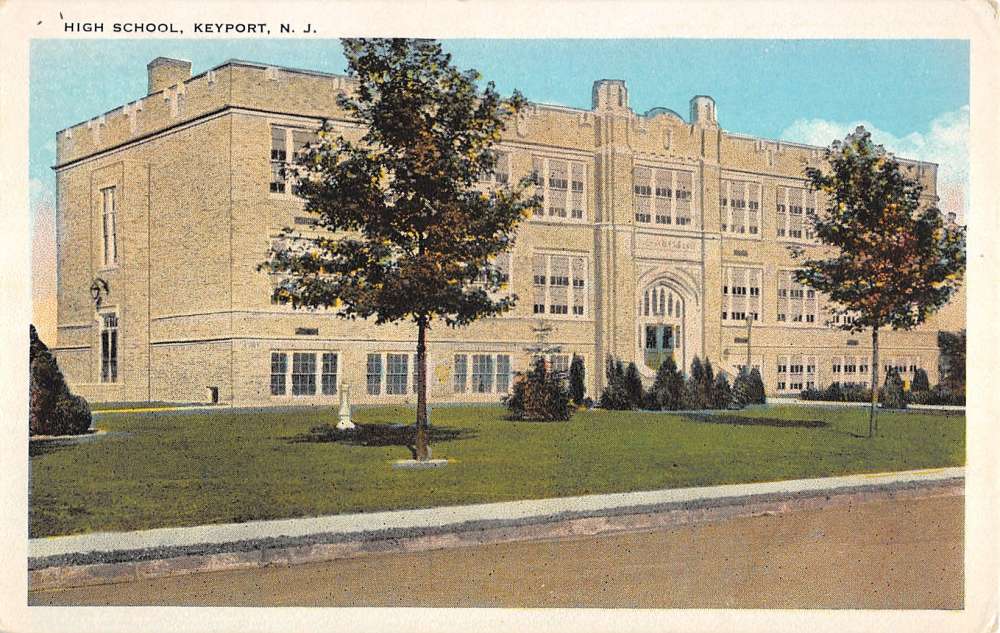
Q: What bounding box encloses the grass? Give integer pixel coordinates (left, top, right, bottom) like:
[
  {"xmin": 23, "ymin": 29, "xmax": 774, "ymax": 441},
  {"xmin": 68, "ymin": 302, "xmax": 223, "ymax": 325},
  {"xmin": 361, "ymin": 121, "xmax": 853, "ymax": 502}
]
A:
[{"xmin": 28, "ymin": 404, "xmax": 964, "ymax": 538}]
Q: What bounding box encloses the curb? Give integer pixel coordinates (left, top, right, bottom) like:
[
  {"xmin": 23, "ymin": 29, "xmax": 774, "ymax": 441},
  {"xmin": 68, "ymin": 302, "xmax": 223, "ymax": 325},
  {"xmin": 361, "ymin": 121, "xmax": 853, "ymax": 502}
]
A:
[{"xmin": 29, "ymin": 475, "xmax": 963, "ymax": 592}]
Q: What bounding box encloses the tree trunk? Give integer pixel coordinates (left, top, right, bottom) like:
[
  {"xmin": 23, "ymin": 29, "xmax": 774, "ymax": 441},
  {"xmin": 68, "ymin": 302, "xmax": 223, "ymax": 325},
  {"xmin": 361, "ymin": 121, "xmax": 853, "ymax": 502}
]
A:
[
  {"xmin": 869, "ymin": 326, "xmax": 879, "ymax": 438},
  {"xmin": 415, "ymin": 317, "xmax": 430, "ymax": 461}
]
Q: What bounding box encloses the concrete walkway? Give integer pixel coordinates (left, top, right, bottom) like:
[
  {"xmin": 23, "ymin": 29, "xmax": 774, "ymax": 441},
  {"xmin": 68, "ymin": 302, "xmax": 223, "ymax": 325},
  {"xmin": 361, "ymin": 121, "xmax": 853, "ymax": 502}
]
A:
[{"xmin": 30, "ymin": 466, "xmax": 963, "ymax": 564}]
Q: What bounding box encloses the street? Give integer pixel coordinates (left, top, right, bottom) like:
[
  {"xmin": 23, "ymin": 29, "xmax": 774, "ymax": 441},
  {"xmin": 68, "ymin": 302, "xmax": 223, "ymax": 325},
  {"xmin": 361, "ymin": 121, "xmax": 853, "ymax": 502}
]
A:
[{"xmin": 29, "ymin": 494, "xmax": 963, "ymax": 609}]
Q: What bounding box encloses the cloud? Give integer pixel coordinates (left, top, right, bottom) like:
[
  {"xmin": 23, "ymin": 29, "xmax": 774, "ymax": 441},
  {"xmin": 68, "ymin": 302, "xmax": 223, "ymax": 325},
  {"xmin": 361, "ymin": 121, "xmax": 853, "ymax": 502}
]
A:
[
  {"xmin": 780, "ymin": 106, "xmax": 969, "ymax": 220},
  {"xmin": 31, "ymin": 178, "xmax": 58, "ymax": 344}
]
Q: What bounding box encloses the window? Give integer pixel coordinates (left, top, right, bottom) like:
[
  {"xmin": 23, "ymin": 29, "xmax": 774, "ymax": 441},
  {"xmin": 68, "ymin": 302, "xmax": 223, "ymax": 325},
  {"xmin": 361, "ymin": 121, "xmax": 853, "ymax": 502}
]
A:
[
  {"xmin": 100, "ymin": 312, "xmax": 119, "ymax": 383},
  {"xmin": 454, "ymin": 354, "xmax": 468, "ymax": 393},
  {"xmin": 321, "ymin": 352, "xmax": 338, "ymax": 395},
  {"xmin": 472, "ymin": 354, "xmax": 495, "ymax": 393},
  {"xmin": 532, "ymin": 252, "xmax": 589, "ymax": 319},
  {"xmin": 721, "ymin": 267, "xmax": 761, "ymax": 322},
  {"xmin": 532, "ymin": 157, "xmax": 587, "ymax": 221},
  {"xmin": 720, "ymin": 179, "xmax": 761, "ymax": 237},
  {"xmin": 270, "ymin": 125, "xmax": 319, "ymax": 195},
  {"xmin": 366, "ymin": 353, "xmax": 382, "ymax": 395},
  {"xmin": 101, "ymin": 187, "xmax": 118, "ymax": 267},
  {"xmin": 479, "ymin": 150, "xmax": 511, "ymax": 186},
  {"xmin": 634, "ymin": 166, "xmax": 696, "ymax": 228},
  {"xmin": 776, "ymin": 185, "xmax": 818, "ymax": 241},
  {"xmin": 270, "ymin": 352, "xmax": 288, "ymax": 395},
  {"xmin": 496, "ymin": 355, "xmax": 512, "ymax": 393},
  {"xmin": 386, "ymin": 353, "xmax": 409, "ymax": 395},
  {"xmin": 291, "ymin": 352, "xmax": 317, "ymax": 396},
  {"xmin": 776, "ymin": 270, "xmax": 818, "ymax": 325},
  {"xmin": 549, "ymin": 354, "xmax": 570, "ymax": 375}
]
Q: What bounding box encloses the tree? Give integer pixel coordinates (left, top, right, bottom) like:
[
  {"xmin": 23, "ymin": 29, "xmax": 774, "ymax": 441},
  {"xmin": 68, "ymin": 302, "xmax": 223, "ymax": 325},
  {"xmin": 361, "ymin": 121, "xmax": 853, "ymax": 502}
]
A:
[
  {"xmin": 30, "ymin": 325, "xmax": 91, "ymax": 436},
  {"xmin": 685, "ymin": 356, "xmax": 705, "ymax": 409},
  {"xmin": 880, "ymin": 368, "xmax": 906, "ymax": 409},
  {"xmin": 712, "ymin": 373, "xmax": 733, "ymax": 409},
  {"xmin": 796, "ymin": 127, "xmax": 965, "ymax": 437},
  {"xmin": 599, "ymin": 356, "xmax": 631, "ymax": 410},
  {"xmin": 568, "ymin": 354, "xmax": 586, "ymax": 405},
  {"xmin": 261, "ymin": 39, "xmax": 538, "ymax": 461},
  {"xmin": 624, "ymin": 362, "xmax": 644, "ymax": 409},
  {"xmin": 650, "ymin": 355, "xmax": 685, "ymax": 410},
  {"xmin": 731, "ymin": 368, "xmax": 753, "ymax": 408},
  {"xmin": 911, "ymin": 367, "xmax": 930, "ymax": 392},
  {"xmin": 937, "ymin": 330, "xmax": 966, "ymax": 395},
  {"xmin": 504, "ymin": 357, "xmax": 573, "ymax": 422},
  {"xmin": 747, "ymin": 367, "xmax": 766, "ymax": 404}
]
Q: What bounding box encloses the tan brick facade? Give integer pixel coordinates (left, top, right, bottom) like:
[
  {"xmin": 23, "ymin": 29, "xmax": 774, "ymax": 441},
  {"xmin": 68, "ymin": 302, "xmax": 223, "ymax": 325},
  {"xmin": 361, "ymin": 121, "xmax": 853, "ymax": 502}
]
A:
[{"xmin": 51, "ymin": 58, "xmax": 965, "ymax": 406}]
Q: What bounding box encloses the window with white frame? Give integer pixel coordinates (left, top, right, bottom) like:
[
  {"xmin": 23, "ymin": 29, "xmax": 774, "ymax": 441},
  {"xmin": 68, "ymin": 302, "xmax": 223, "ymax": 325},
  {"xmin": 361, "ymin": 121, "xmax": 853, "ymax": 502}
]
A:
[
  {"xmin": 776, "ymin": 270, "xmax": 818, "ymax": 324},
  {"xmin": 832, "ymin": 354, "xmax": 870, "ymax": 387},
  {"xmin": 270, "ymin": 125, "xmax": 320, "ymax": 195},
  {"xmin": 722, "ymin": 267, "xmax": 761, "ymax": 322},
  {"xmin": 531, "ymin": 156, "xmax": 587, "ymax": 221},
  {"xmin": 775, "ymin": 185, "xmax": 817, "ymax": 240},
  {"xmin": 548, "ymin": 354, "xmax": 570, "ymax": 375},
  {"xmin": 720, "ymin": 179, "xmax": 760, "ymax": 236},
  {"xmin": 532, "ymin": 252, "xmax": 589, "ymax": 318},
  {"xmin": 291, "ymin": 352, "xmax": 317, "ymax": 395},
  {"xmin": 471, "ymin": 354, "xmax": 495, "ymax": 393},
  {"xmin": 633, "ymin": 166, "xmax": 696, "ymax": 227},
  {"xmin": 99, "ymin": 312, "xmax": 119, "ymax": 383},
  {"xmin": 101, "ymin": 187, "xmax": 118, "ymax": 268},
  {"xmin": 321, "ymin": 352, "xmax": 338, "ymax": 395},
  {"xmin": 366, "ymin": 353, "xmax": 382, "ymax": 396},
  {"xmin": 270, "ymin": 352, "xmax": 288, "ymax": 395},
  {"xmin": 386, "ymin": 353, "xmax": 409, "ymax": 395},
  {"xmin": 454, "ymin": 354, "xmax": 468, "ymax": 393}
]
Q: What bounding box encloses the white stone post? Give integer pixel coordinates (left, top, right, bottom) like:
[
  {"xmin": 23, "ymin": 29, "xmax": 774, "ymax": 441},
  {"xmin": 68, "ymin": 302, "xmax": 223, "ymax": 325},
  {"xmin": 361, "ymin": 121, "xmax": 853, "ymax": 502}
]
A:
[{"xmin": 337, "ymin": 384, "xmax": 355, "ymax": 430}]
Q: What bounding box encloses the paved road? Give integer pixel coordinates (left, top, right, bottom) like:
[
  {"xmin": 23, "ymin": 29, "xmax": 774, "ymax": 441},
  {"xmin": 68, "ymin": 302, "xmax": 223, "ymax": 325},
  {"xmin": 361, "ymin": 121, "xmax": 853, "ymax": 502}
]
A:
[{"xmin": 30, "ymin": 494, "xmax": 963, "ymax": 609}]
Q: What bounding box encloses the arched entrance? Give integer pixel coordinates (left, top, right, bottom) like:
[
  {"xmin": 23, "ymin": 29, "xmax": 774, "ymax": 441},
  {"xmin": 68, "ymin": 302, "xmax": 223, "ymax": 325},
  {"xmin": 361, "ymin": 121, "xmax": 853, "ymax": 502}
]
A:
[{"xmin": 639, "ymin": 282, "xmax": 686, "ymax": 373}]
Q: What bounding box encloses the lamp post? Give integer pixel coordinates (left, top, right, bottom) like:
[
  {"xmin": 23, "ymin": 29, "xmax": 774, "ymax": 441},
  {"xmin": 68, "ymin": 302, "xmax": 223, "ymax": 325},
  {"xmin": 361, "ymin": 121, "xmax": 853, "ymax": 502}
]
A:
[{"xmin": 745, "ymin": 314, "xmax": 753, "ymax": 373}]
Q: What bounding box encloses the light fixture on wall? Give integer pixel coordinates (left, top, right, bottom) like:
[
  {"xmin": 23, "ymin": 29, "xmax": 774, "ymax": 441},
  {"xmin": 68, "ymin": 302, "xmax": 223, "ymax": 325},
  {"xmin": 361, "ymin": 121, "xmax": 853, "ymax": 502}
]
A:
[{"xmin": 90, "ymin": 277, "xmax": 110, "ymax": 309}]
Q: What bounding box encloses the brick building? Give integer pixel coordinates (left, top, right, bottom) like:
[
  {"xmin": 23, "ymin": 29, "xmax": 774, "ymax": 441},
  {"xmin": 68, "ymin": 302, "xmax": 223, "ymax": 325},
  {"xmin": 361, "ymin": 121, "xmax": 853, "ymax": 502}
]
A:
[{"xmin": 51, "ymin": 57, "xmax": 964, "ymax": 406}]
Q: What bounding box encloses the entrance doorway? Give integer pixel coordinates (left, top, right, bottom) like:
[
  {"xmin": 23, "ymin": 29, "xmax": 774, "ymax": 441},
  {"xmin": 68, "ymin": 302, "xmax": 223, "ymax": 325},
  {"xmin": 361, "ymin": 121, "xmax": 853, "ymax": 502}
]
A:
[{"xmin": 640, "ymin": 283, "xmax": 684, "ymax": 371}]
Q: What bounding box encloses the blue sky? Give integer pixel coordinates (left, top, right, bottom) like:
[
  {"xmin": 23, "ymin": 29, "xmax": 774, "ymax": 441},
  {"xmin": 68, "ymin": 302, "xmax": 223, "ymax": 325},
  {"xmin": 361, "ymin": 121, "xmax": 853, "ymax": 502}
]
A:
[{"xmin": 29, "ymin": 39, "xmax": 969, "ymax": 340}]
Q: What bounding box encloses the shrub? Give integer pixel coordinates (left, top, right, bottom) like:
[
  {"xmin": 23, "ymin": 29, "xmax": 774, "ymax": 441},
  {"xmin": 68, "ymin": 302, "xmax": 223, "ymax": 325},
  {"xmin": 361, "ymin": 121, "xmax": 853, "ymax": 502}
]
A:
[
  {"xmin": 649, "ymin": 356, "xmax": 685, "ymax": 410},
  {"xmin": 800, "ymin": 382, "xmax": 872, "ymax": 403},
  {"xmin": 29, "ymin": 325, "xmax": 92, "ymax": 436},
  {"xmin": 747, "ymin": 368, "xmax": 767, "ymax": 404},
  {"xmin": 599, "ymin": 357, "xmax": 633, "ymax": 410},
  {"xmin": 731, "ymin": 368, "xmax": 753, "ymax": 408},
  {"xmin": 712, "ymin": 373, "xmax": 733, "ymax": 409},
  {"xmin": 906, "ymin": 385, "xmax": 965, "ymax": 406},
  {"xmin": 624, "ymin": 362, "xmax": 644, "ymax": 409},
  {"xmin": 879, "ymin": 368, "xmax": 907, "ymax": 410},
  {"xmin": 910, "ymin": 368, "xmax": 930, "ymax": 392},
  {"xmin": 937, "ymin": 330, "xmax": 965, "ymax": 396},
  {"xmin": 568, "ymin": 354, "xmax": 586, "ymax": 405},
  {"xmin": 504, "ymin": 357, "xmax": 574, "ymax": 421}
]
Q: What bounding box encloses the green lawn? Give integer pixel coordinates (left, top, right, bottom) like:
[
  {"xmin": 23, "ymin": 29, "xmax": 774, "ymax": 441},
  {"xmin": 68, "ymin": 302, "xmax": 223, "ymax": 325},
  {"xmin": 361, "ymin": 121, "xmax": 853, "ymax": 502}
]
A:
[{"xmin": 29, "ymin": 404, "xmax": 965, "ymax": 538}]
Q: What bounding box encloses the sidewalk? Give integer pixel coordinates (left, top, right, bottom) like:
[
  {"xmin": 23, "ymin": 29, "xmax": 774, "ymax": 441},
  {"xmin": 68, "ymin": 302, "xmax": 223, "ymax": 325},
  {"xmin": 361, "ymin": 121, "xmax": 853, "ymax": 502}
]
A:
[{"xmin": 30, "ymin": 467, "xmax": 963, "ymax": 579}]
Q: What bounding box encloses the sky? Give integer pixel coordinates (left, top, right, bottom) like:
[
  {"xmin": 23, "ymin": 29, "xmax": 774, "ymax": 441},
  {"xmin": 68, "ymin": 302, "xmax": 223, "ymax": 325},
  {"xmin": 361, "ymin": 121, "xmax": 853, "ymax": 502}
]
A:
[{"xmin": 29, "ymin": 38, "xmax": 970, "ymax": 342}]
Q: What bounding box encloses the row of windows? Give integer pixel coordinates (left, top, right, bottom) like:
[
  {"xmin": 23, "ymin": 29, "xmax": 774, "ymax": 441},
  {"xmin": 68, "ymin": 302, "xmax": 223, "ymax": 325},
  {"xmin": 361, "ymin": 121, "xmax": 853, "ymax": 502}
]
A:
[
  {"xmin": 270, "ymin": 126, "xmax": 319, "ymax": 195},
  {"xmin": 531, "ymin": 157, "xmax": 587, "ymax": 221},
  {"xmin": 633, "ymin": 166, "xmax": 695, "ymax": 227},
  {"xmin": 453, "ymin": 354, "xmax": 512, "ymax": 394},
  {"xmin": 270, "ymin": 351, "xmax": 339, "ymax": 396}
]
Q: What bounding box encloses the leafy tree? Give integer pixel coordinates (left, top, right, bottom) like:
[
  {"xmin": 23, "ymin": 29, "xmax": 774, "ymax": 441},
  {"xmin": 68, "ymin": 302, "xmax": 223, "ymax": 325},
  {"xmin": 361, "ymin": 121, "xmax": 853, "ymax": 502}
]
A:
[
  {"xmin": 911, "ymin": 368, "xmax": 930, "ymax": 392},
  {"xmin": 880, "ymin": 368, "xmax": 907, "ymax": 409},
  {"xmin": 261, "ymin": 39, "xmax": 538, "ymax": 460},
  {"xmin": 650, "ymin": 355, "xmax": 685, "ymax": 410},
  {"xmin": 624, "ymin": 362, "xmax": 644, "ymax": 409},
  {"xmin": 700, "ymin": 359, "xmax": 716, "ymax": 407},
  {"xmin": 568, "ymin": 354, "xmax": 586, "ymax": 405},
  {"xmin": 796, "ymin": 127, "xmax": 965, "ymax": 437},
  {"xmin": 937, "ymin": 330, "xmax": 966, "ymax": 395}
]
